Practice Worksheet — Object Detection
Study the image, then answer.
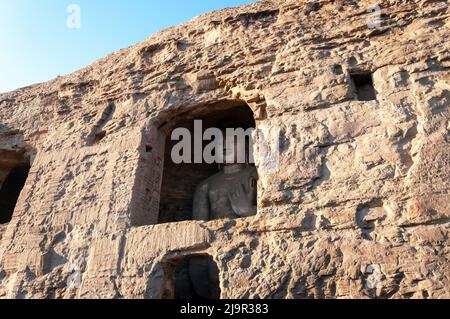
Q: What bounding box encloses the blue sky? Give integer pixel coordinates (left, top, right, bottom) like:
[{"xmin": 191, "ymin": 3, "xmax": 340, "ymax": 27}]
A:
[{"xmin": 0, "ymin": 0, "xmax": 253, "ymax": 93}]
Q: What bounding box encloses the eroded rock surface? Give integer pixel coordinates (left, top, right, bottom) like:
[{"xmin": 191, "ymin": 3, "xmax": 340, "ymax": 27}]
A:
[{"xmin": 0, "ymin": 0, "xmax": 449, "ymax": 299}]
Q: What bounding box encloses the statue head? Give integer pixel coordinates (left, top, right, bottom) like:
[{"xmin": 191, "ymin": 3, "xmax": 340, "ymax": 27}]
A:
[
  {"xmin": 223, "ymin": 134, "xmax": 246, "ymax": 165},
  {"xmin": 218, "ymin": 120, "xmax": 254, "ymax": 166}
]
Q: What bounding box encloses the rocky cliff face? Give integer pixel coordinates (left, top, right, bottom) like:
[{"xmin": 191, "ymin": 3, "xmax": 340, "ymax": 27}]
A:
[{"xmin": 0, "ymin": 0, "xmax": 449, "ymax": 299}]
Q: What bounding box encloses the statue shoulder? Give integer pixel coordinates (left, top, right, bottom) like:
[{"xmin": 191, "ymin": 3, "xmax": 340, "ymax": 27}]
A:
[
  {"xmin": 195, "ymin": 179, "xmax": 210, "ymax": 193},
  {"xmin": 195, "ymin": 171, "xmax": 221, "ymax": 192}
]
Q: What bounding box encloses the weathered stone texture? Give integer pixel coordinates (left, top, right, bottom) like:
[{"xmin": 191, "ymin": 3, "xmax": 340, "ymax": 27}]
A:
[{"xmin": 0, "ymin": 0, "xmax": 449, "ymax": 299}]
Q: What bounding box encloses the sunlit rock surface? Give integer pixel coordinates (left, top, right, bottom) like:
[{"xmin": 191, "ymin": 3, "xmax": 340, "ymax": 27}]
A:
[{"xmin": 0, "ymin": 0, "xmax": 449, "ymax": 299}]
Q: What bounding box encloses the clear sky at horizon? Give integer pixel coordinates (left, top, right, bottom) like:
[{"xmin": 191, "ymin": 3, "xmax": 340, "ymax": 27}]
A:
[{"xmin": 0, "ymin": 0, "xmax": 253, "ymax": 94}]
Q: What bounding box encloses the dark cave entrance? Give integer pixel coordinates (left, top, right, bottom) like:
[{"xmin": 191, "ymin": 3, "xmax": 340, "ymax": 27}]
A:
[
  {"xmin": 0, "ymin": 163, "xmax": 30, "ymax": 224},
  {"xmin": 159, "ymin": 255, "xmax": 221, "ymax": 300},
  {"xmin": 351, "ymin": 72, "xmax": 377, "ymax": 101}
]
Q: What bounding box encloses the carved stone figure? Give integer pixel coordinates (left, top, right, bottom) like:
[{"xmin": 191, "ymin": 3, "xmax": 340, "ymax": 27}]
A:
[
  {"xmin": 188, "ymin": 128, "xmax": 257, "ymax": 299},
  {"xmin": 192, "ymin": 164, "xmax": 257, "ymax": 221},
  {"xmin": 192, "ymin": 132, "xmax": 258, "ymax": 221}
]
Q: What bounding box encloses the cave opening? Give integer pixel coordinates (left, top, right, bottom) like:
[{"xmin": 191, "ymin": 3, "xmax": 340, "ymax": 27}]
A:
[
  {"xmin": 158, "ymin": 102, "xmax": 256, "ymax": 224},
  {"xmin": 0, "ymin": 164, "xmax": 30, "ymax": 224},
  {"xmin": 158, "ymin": 255, "xmax": 221, "ymax": 300},
  {"xmin": 351, "ymin": 72, "xmax": 377, "ymax": 101},
  {"xmin": 130, "ymin": 100, "xmax": 258, "ymax": 227}
]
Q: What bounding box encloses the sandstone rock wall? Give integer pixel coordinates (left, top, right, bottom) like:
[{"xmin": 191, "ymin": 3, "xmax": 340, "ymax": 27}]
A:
[{"xmin": 0, "ymin": 0, "xmax": 448, "ymax": 299}]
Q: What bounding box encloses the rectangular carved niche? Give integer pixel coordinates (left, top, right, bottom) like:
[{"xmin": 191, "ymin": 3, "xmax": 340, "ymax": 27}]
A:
[
  {"xmin": 351, "ymin": 72, "xmax": 377, "ymax": 101},
  {"xmin": 130, "ymin": 101, "xmax": 257, "ymax": 226},
  {"xmin": 159, "ymin": 104, "xmax": 255, "ymax": 224}
]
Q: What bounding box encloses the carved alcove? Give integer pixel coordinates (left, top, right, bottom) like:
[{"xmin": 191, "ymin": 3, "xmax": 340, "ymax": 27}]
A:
[
  {"xmin": 350, "ymin": 72, "xmax": 377, "ymax": 101},
  {"xmin": 130, "ymin": 100, "xmax": 258, "ymax": 226},
  {"xmin": 0, "ymin": 149, "xmax": 31, "ymax": 226},
  {"xmin": 146, "ymin": 254, "xmax": 221, "ymax": 300}
]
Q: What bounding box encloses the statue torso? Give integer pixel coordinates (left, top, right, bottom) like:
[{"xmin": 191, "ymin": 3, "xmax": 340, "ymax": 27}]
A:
[{"xmin": 205, "ymin": 166, "xmax": 257, "ymax": 220}]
